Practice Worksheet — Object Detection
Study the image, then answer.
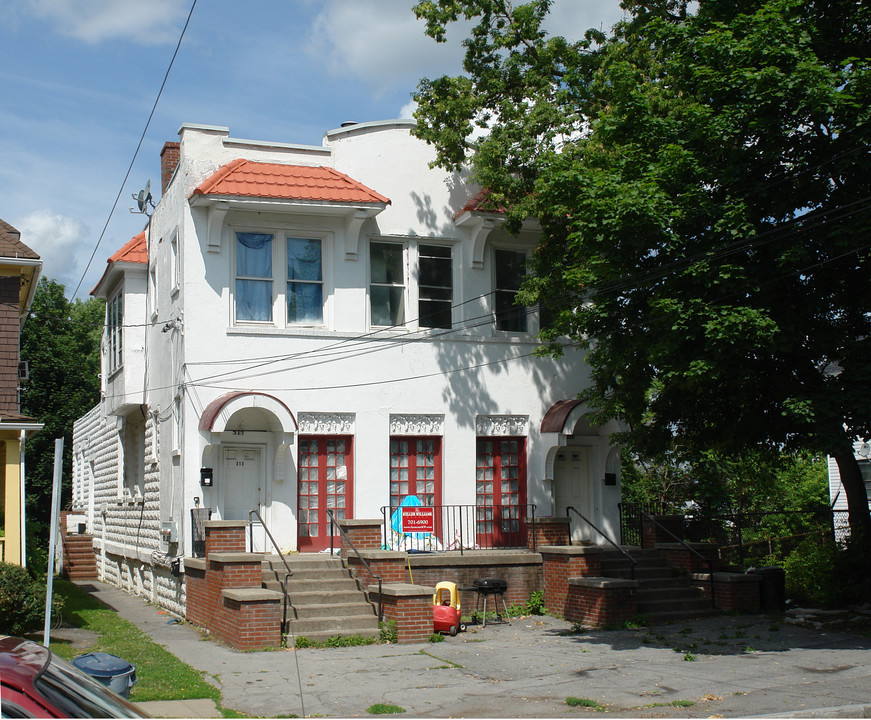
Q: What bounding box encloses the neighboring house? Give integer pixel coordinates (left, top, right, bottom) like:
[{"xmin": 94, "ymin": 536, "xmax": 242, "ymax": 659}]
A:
[
  {"xmin": 828, "ymin": 440, "xmax": 871, "ymax": 542},
  {"xmin": 71, "ymin": 120, "xmax": 620, "ymax": 612},
  {"xmin": 0, "ymin": 219, "xmax": 43, "ymax": 566}
]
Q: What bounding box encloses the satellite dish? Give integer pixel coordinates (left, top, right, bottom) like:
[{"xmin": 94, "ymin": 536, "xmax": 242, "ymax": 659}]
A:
[
  {"xmin": 857, "ymin": 442, "xmax": 871, "ymax": 458},
  {"xmin": 132, "ymin": 180, "xmax": 153, "ymax": 214}
]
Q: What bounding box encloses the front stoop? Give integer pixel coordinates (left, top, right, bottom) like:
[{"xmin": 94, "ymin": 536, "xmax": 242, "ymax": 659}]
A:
[
  {"xmin": 599, "ymin": 549, "xmax": 719, "ymax": 622},
  {"xmin": 261, "ymin": 554, "xmax": 380, "ymax": 644},
  {"xmin": 62, "ymin": 535, "xmax": 98, "ymax": 580}
]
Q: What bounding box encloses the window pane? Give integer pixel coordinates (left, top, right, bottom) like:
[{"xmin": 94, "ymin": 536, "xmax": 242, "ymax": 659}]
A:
[
  {"xmin": 371, "ymin": 243, "xmax": 404, "ymax": 284},
  {"xmin": 371, "ymin": 286, "xmax": 405, "ymax": 325},
  {"xmin": 236, "ymin": 279, "xmax": 273, "ymax": 321},
  {"xmin": 288, "ymin": 282, "xmax": 323, "ymax": 324},
  {"xmin": 237, "ymin": 233, "xmax": 272, "ymax": 277},
  {"xmin": 287, "ymin": 238, "xmax": 322, "ymax": 281},
  {"xmin": 494, "ymin": 249, "xmax": 527, "ymax": 332}
]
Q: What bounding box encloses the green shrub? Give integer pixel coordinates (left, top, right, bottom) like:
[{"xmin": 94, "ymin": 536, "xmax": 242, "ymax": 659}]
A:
[
  {"xmin": 781, "ymin": 536, "xmax": 870, "ymax": 607},
  {"xmin": 0, "ymin": 562, "xmax": 63, "ymax": 636}
]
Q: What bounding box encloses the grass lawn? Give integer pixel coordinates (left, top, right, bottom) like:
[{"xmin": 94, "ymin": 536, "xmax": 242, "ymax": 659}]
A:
[{"xmin": 46, "ymin": 579, "xmax": 224, "ymax": 708}]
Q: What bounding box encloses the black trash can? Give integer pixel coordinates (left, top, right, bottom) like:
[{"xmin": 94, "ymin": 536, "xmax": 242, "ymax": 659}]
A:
[
  {"xmin": 72, "ymin": 652, "xmax": 137, "ymax": 699},
  {"xmin": 749, "ymin": 566, "xmax": 786, "ymax": 613}
]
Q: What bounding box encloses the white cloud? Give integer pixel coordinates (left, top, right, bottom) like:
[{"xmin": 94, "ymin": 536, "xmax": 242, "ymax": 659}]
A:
[
  {"xmin": 23, "ymin": 0, "xmax": 187, "ymax": 45},
  {"xmin": 398, "ymin": 99, "xmax": 417, "ymax": 120},
  {"xmin": 307, "ymin": 1, "xmax": 467, "ymax": 96},
  {"xmin": 16, "ymin": 210, "xmax": 90, "ymax": 290},
  {"xmin": 307, "ymin": 0, "xmax": 625, "ymax": 95}
]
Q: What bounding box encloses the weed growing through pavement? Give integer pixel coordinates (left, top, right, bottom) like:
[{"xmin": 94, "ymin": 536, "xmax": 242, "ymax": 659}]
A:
[
  {"xmin": 565, "ymin": 697, "xmax": 605, "ymax": 710},
  {"xmin": 367, "ymin": 704, "xmax": 405, "ymax": 714}
]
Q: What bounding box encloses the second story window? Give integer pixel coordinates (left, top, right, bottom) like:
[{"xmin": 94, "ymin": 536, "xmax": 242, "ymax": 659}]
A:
[
  {"xmin": 418, "ymin": 244, "xmax": 452, "ymax": 329},
  {"xmin": 287, "ymin": 237, "xmax": 323, "ymax": 324},
  {"xmin": 370, "ymin": 241, "xmax": 405, "ymax": 326},
  {"xmin": 235, "ymin": 232, "xmax": 273, "ymax": 322},
  {"xmin": 107, "ymin": 292, "xmax": 123, "ymax": 374},
  {"xmin": 494, "ymin": 248, "xmax": 528, "ymax": 333}
]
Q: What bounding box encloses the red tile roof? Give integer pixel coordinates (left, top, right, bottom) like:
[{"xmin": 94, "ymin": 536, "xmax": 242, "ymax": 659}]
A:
[
  {"xmin": 192, "ymin": 159, "xmax": 390, "ymax": 204},
  {"xmin": 109, "ymin": 231, "xmax": 147, "ymax": 264},
  {"xmin": 455, "ymin": 188, "xmax": 506, "ymax": 218}
]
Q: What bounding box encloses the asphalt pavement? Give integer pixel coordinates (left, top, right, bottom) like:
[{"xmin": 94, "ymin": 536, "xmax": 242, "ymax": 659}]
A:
[{"xmin": 72, "ymin": 580, "xmax": 871, "ymax": 718}]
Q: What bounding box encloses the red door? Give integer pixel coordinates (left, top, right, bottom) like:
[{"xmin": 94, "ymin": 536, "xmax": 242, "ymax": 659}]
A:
[
  {"xmin": 475, "ymin": 437, "xmax": 527, "ymax": 547},
  {"xmin": 298, "ymin": 436, "xmax": 353, "ymax": 552}
]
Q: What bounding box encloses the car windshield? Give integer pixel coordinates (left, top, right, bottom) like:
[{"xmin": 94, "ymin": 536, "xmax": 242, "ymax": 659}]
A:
[{"xmin": 33, "ymin": 653, "xmax": 148, "ymax": 718}]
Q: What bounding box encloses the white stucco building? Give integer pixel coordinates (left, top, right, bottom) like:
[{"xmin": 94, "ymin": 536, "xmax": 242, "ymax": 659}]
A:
[{"xmin": 72, "ymin": 119, "xmax": 621, "ymax": 611}]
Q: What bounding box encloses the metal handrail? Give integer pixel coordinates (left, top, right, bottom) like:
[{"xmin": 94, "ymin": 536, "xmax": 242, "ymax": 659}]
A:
[
  {"xmin": 566, "ymin": 506, "xmax": 637, "ymax": 580},
  {"xmin": 326, "ymin": 509, "xmax": 383, "ymax": 622},
  {"xmin": 639, "ymin": 511, "xmax": 715, "ymax": 608},
  {"xmin": 248, "ymin": 509, "xmax": 295, "ymax": 629}
]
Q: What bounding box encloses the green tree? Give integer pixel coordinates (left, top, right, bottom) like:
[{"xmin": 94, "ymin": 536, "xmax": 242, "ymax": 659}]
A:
[
  {"xmin": 412, "ymin": 0, "xmax": 871, "ymax": 538},
  {"xmin": 20, "ymin": 278, "xmax": 104, "ymax": 530}
]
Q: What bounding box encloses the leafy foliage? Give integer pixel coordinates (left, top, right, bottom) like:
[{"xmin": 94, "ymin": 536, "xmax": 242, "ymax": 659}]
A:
[
  {"xmin": 412, "ymin": 0, "xmax": 871, "ymax": 536},
  {"xmin": 0, "ymin": 562, "xmax": 62, "ymax": 636},
  {"xmin": 19, "ymin": 278, "xmax": 104, "ymax": 534}
]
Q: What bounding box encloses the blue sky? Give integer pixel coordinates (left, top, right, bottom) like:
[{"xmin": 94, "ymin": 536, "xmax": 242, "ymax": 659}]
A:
[{"xmin": 1, "ymin": 0, "xmax": 624, "ymax": 298}]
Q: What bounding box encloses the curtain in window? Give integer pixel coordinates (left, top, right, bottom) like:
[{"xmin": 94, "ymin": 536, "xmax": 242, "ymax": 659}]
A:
[
  {"xmin": 287, "ymin": 238, "xmax": 323, "ymax": 323},
  {"xmin": 236, "ymin": 233, "xmax": 273, "ymax": 321}
]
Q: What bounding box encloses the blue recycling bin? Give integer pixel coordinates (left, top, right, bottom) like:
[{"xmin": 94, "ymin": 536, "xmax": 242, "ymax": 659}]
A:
[{"xmin": 72, "ymin": 652, "xmax": 137, "ymax": 699}]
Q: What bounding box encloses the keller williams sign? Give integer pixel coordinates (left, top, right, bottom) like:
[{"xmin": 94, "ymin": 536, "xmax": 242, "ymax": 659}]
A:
[{"xmin": 401, "ymin": 506, "xmax": 436, "ymax": 534}]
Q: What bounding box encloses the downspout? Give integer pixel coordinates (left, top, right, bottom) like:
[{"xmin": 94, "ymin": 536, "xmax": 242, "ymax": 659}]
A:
[{"xmin": 19, "ymin": 430, "xmax": 26, "ymax": 568}]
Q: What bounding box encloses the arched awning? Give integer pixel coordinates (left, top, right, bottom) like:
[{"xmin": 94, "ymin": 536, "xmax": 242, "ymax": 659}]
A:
[
  {"xmin": 198, "ymin": 391, "xmax": 298, "ymax": 434},
  {"xmin": 540, "ymin": 399, "xmax": 585, "ymax": 435}
]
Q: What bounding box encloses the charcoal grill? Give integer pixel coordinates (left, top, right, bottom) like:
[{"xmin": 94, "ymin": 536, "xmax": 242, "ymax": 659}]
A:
[{"xmin": 471, "ymin": 577, "xmax": 509, "ymax": 627}]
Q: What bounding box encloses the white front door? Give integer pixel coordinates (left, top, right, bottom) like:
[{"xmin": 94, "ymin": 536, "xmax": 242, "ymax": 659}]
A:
[
  {"xmin": 554, "ymin": 447, "xmax": 592, "ymax": 543},
  {"xmin": 223, "ymin": 446, "xmax": 265, "ymax": 550}
]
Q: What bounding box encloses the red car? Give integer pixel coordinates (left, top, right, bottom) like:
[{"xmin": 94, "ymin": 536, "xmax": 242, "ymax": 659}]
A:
[{"xmin": 0, "ymin": 636, "xmax": 149, "ymax": 718}]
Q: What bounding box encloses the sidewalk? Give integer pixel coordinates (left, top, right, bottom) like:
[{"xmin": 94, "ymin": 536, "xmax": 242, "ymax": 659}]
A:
[{"xmin": 77, "ymin": 581, "xmax": 871, "ymax": 718}]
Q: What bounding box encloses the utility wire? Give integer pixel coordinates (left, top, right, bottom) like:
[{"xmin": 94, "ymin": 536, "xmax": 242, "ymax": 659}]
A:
[{"xmin": 70, "ymin": 0, "xmax": 198, "ymax": 301}]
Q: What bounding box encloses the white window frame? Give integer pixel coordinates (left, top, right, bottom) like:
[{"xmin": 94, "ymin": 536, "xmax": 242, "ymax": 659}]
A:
[
  {"xmin": 493, "ymin": 246, "xmax": 530, "ymax": 334},
  {"xmin": 369, "ymin": 238, "xmax": 456, "ymax": 331},
  {"xmin": 148, "ymin": 261, "xmax": 158, "ymax": 320},
  {"xmin": 106, "ymin": 291, "xmax": 123, "ymax": 375},
  {"xmin": 169, "ymin": 230, "xmax": 180, "ymax": 297},
  {"xmin": 231, "ymin": 227, "xmax": 329, "ymax": 329}
]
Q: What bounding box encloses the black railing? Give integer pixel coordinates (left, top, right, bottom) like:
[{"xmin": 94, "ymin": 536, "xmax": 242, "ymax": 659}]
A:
[
  {"xmin": 248, "ymin": 509, "xmax": 295, "ymax": 634},
  {"xmin": 619, "ymin": 501, "xmax": 675, "ymax": 546},
  {"xmin": 566, "ymin": 506, "xmax": 637, "ymax": 579},
  {"xmin": 327, "ymin": 508, "xmax": 382, "ymax": 622},
  {"xmin": 380, "ymin": 504, "xmax": 536, "ymax": 554},
  {"xmin": 639, "ymin": 510, "xmax": 715, "ymax": 607}
]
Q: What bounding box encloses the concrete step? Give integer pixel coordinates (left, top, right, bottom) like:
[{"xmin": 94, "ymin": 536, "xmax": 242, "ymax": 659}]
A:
[
  {"xmin": 291, "ymin": 602, "xmax": 377, "ymax": 620},
  {"xmin": 286, "ymin": 614, "xmax": 380, "ymax": 641}
]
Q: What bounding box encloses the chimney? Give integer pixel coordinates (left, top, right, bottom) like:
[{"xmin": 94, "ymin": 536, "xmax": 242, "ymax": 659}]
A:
[{"xmin": 160, "ymin": 142, "xmax": 181, "ymax": 194}]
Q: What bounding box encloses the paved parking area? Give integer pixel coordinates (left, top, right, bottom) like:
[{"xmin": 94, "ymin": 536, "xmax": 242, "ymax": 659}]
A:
[{"xmin": 79, "ymin": 582, "xmax": 871, "ymax": 718}]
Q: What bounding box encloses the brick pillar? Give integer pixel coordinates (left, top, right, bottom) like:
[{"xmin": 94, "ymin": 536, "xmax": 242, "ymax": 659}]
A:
[
  {"xmin": 339, "ymin": 519, "xmax": 384, "ymax": 552},
  {"xmin": 528, "ymin": 517, "xmax": 570, "ymax": 549},
  {"xmin": 540, "ymin": 546, "xmax": 603, "ymax": 617},
  {"xmin": 204, "ymin": 521, "xmax": 247, "ymax": 555},
  {"xmin": 369, "ymin": 584, "xmax": 436, "ymax": 643},
  {"xmin": 565, "ymin": 578, "xmax": 638, "ymax": 627}
]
